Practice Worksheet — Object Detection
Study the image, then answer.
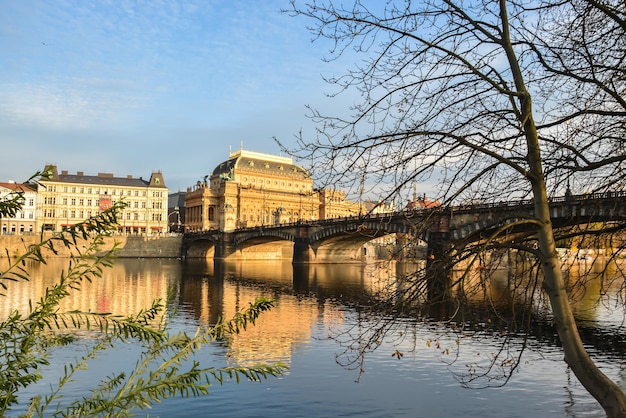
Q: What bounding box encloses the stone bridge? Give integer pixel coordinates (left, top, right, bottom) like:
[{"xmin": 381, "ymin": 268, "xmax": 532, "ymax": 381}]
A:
[{"xmin": 182, "ymin": 191, "xmax": 626, "ymax": 264}]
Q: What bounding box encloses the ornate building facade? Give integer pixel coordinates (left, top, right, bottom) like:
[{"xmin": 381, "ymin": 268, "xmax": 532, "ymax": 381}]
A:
[
  {"xmin": 184, "ymin": 149, "xmax": 364, "ymax": 232},
  {"xmin": 37, "ymin": 165, "xmax": 168, "ymax": 235}
]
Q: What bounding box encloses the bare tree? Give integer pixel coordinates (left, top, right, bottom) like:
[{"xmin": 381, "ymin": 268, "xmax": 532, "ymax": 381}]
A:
[{"xmin": 283, "ymin": 0, "xmax": 626, "ymax": 416}]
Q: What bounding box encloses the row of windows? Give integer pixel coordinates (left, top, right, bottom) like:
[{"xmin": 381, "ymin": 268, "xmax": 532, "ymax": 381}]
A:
[
  {"xmin": 121, "ymin": 213, "xmax": 163, "ymax": 221},
  {"xmin": 62, "ymin": 209, "xmax": 94, "ymax": 219},
  {"xmin": 58, "ymin": 186, "xmax": 162, "ymax": 197},
  {"xmin": 43, "ymin": 208, "xmax": 165, "ymax": 218},
  {"xmin": 40, "ymin": 197, "xmax": 165, "ymax": 207},
  {"xmin": 1, "ymin": 224, "xmax": 34, "ymax": 233},
  {"xmin": 239, "ymin": 177, "xmax": 310, "ymax": 190},
  {"xmin": 44, "ymin": 185, "xmax": 166, "ymax": 198},
  {"xmin": 12, "ymin": 212, "xmax": 35, "ymax": 219},
  {"xmin": 52, "ymin": 210, "xmax": 165, "ymax": 222},
  {"xmin": 2, "ymin": 197, "xmax": 37, "ymax": 207}
]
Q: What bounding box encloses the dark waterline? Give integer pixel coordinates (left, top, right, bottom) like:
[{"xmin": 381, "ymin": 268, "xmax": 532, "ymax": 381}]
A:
[{"xmin": 3, "ymin": 258, "xmax": 625, "ymax": 417}]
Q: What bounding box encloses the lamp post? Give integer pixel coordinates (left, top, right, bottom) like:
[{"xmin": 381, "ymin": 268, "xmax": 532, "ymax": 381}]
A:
[{"xmin": 168, "ymin": 206, "xmax": 181, "ymax": 233}]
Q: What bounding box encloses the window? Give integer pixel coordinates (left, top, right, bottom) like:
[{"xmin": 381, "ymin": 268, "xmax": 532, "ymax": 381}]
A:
[
  {"xmin": 70, "ymin": 210, "xmax": 76, "ymax": 218},
  {"xmin": 71, "ymin": 198, "xmax": 76, "ymax": 205},
  {"xmin": 80, "ymin": 187, "xmax": 84, "ymax": 193},
  {"xmin": 134, "ymin": 213, "xmax": 139, "ymax": 220},
  {"xmin": 79, "ymin": 199, "xmax": 84, "ymax": 206},
  {"xmin": 71, "ymin": 187, "xmax": 76, "ymax": 193},
  {"xmin": 63, "ymin": 186, "xmax": 68, "ymax": 192}
]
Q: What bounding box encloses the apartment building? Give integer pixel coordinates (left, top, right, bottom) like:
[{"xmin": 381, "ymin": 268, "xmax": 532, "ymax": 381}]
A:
[
  {"xmin": 0, "ymin": 181, "xmax": 37, "ymax": 234},
  {"xmin": 37, "ymin": 165, "xmax": 168, "ymax": 235}
]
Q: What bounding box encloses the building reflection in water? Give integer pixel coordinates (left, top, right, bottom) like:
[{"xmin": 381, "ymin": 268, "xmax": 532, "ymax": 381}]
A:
[
  {"xmin": 0, "ymin": 257, "xmax": 377, "ymax": 369},
  {"xmin": 0, "ymin": 258, "xmax": 179, "ymax": 325}
]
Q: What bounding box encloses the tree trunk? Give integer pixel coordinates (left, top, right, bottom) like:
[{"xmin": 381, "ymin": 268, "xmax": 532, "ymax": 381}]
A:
[
  {"xmin": 499, "ymin": 0, "xmax": 626, "ymax": 412},
  {"xmin": 534, "ymin": 182, "xmax": 626, "ymax": 417},
  {"xmin": 524, "ymin": 85, "xmax": 626, "ymax": 418}
]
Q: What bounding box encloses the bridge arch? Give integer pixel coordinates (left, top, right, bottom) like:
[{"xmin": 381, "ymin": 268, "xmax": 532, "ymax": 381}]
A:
[
  {"xmin": 184, "ymin": 236, "xmax": 218, "ymax": 259},
  {"xmin": 300, "ymin": 219, "xmax": 420, "ymax": 263}
]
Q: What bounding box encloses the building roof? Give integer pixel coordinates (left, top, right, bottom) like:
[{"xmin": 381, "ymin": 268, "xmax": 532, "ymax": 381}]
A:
[
  {"xmin": 40, "ymin": 165, "xmax": 167, "ymax": 188},
  {"xmin": 0, "ymin": 182, "xmax": 36, "ymax": 192},
  {"xmin": 211, "ymin": 150, "xmax": 310, "ymax": 180}
]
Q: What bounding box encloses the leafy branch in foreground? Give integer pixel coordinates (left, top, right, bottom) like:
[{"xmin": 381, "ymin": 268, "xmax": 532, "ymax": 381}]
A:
[
  {"xmin": 0, "ymin": 190, "xmax": 285, "ymax": 417},
  {"xmin": 0, "ymin": 202, "xmax": 125, "ymax": 413},
  {"xmin": 26, "ymin": 298, "xmax": 285, "ymax": 418}
]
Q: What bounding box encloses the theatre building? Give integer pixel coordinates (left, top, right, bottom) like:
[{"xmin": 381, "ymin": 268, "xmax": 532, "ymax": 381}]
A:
[
  {"xmin": 37, "ymin": 165, "xmax": 168, "ymax": 235},
  {"xmin": 185, "ymin": 150, "xmax": 319, "ymax": 232}
]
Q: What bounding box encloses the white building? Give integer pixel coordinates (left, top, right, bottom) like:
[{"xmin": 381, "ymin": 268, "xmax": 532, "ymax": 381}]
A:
[{"xmin": 0, "ymin": 181, "xmax": 38, "ymax": 234}]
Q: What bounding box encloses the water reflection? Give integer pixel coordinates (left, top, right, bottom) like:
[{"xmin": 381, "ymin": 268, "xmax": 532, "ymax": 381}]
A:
[
  {"xmin": 3, "ymin": 256, "xmax": 625, "ymax": 361},
  {"xmin": 2, "ymin": 256, "xmax": 626, "ymax": 417},
  {"xmin": 0, "ymin": 258, "xmax": 179, "ymax": 324}
]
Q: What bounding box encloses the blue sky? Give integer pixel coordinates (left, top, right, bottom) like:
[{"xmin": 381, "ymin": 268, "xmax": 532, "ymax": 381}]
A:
[{"xmin": 0, "ymin": 0, "xmax": 349, "ymax": 192}]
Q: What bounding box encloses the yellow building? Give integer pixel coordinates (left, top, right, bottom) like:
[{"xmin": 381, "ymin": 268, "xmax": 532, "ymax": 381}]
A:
[
  {"xmin": 185, "ymin": 149, "xmax": 367, "ymax": 232},
  {"xmin": 318, "ymin": 189, "xmax": 363, "ymax": 219},
  {"xmin": 185, "ymin": 150, "xmax": 319, "ymax": 232},
  {"xmin": 37, "ymin": 165, "xmax": 168, "ymax": 235}
]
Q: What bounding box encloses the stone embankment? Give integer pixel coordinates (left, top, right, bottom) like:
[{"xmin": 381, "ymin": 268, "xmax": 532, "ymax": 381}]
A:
[{"xmin": 0, "ymin": 234, "xmax": 183, "ymax": 259}]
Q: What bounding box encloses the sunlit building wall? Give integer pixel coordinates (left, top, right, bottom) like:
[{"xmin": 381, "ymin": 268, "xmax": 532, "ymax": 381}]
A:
[
  {"xmin": 185, "ymin": 149, "xmax": 365, "ymax": 232},
  {"xmin": 185, "ymin": 150, "xmax": 319, "ymax": 232},
  {"xmin": 37, "ymin": 165, "xmax": 168, "ymax": 235}
]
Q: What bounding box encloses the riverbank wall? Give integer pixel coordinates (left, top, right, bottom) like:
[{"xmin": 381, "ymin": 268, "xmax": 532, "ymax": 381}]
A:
[{"xmin": 0, "ymin": 234, "xmax": 183, "ymax": 259}]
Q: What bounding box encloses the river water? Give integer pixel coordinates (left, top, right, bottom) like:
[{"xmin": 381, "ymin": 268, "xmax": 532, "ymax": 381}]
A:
[{"xmin": 2, "ymin": 257, "xmax": 626, "ymax": 417}]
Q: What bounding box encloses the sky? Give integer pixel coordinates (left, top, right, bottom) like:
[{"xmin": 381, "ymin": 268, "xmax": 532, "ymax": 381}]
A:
[{"xmin": 0, "ymin": 0, "xmax": 350, "ymax": 192}]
